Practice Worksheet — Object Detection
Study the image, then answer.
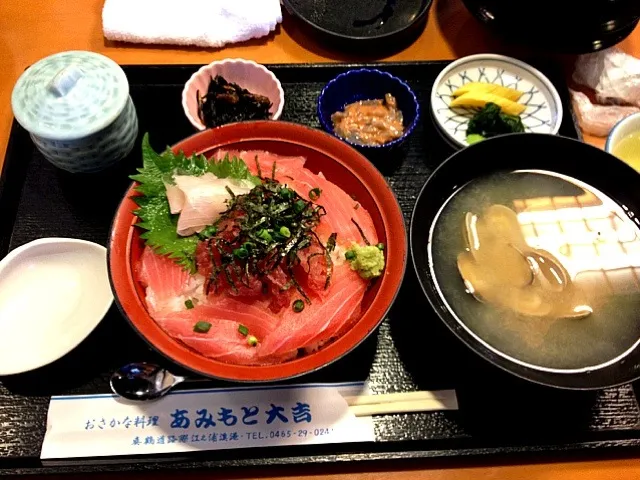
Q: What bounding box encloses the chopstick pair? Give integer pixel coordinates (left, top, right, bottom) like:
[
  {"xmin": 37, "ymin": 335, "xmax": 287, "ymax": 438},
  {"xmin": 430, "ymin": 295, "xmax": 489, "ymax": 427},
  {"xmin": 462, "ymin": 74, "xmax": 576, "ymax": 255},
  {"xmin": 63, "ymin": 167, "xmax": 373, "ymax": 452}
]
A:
[{"xmin": 344, "ymin": 390, "xmax": 458, "ymax": 417}]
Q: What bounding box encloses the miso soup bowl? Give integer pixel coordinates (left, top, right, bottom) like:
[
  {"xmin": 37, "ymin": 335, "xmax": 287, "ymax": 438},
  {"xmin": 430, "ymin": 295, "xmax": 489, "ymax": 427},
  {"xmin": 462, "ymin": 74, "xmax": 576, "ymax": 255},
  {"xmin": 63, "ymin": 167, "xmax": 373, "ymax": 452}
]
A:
[
  {"xmin": 109, "ymin": 121, "xmax": 407, "ymax": 382},
  {"xmin": 411, "ymin": 132, "xmax": 640, "ymax": 390}
]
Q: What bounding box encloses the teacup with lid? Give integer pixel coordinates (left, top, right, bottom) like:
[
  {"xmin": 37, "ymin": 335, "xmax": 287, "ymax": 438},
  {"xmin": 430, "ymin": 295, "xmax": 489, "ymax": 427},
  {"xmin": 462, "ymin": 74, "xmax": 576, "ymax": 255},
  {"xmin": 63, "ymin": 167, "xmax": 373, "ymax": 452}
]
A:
[{"xmin": 11, "ymin": 50, "xmax": 138, "ymax": 174}]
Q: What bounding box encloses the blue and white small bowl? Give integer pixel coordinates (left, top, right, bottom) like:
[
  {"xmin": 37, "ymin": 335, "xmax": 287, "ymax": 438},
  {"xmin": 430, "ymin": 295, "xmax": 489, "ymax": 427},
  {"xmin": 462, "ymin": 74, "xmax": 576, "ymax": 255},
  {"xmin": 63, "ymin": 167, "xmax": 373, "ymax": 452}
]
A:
[
  {"xmin": 431, "ymin": 54, "xmax": 563, "ymax": 149},
  {"xmin": 11, "ymin": 51, "xmax": 138, "ymax": 174},
  {"xmin": 605, "ymin": 112, "xmax": 640, "ymax": 157},
  {"xmin": 317, "ymin": 68, "xmax": 420, "ymax": 152}
]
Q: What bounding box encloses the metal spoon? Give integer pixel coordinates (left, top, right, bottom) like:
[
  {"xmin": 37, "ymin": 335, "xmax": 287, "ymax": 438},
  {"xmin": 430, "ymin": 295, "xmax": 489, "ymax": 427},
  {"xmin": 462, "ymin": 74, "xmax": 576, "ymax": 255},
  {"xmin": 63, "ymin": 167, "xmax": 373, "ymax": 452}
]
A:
[{"xmin": 109, "ymin": 362, "xmax": 188, "ymax": 401}]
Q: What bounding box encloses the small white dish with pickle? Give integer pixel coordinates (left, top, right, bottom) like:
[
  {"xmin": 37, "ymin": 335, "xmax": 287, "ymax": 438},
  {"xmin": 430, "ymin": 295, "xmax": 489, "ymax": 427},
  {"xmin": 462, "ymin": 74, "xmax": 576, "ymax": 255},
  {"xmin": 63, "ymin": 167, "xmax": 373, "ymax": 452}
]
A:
[{"xmin": 430, "ymin": 53, "xmax": 564, "ymax": 149}]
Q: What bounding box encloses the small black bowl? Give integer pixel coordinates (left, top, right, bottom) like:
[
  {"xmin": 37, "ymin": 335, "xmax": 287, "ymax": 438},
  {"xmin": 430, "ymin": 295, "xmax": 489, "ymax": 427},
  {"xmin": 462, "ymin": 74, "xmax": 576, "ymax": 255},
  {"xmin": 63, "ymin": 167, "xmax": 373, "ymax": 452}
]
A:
[
  {"xmin": 410, "ymin": 133, "xmax": 640, "ymax": 390},
  {"xmin": 282, "ymin": 0, "xmax": 433, "ymax": 55}
]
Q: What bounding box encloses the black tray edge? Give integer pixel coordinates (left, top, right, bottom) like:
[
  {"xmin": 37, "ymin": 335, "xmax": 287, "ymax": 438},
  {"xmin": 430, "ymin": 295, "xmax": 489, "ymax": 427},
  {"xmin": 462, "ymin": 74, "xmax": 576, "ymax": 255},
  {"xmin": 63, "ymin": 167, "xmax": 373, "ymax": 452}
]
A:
[{"xmin": 6, "ymin": 436, "xmax": 640, "ymax": 476}]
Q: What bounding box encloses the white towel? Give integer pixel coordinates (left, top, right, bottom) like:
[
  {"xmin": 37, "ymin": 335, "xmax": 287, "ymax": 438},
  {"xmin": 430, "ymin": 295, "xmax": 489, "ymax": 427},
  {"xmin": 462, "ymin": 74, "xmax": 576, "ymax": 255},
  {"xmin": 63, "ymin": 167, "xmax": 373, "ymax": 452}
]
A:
[{"xmin": 102, "ymin": 0, "xmax": 282, "ymax": 49}]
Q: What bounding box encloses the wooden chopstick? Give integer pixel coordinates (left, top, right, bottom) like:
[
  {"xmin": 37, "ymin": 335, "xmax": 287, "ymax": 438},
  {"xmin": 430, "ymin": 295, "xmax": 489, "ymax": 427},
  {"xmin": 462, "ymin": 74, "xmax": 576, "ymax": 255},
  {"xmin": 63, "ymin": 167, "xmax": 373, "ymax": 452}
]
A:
[
  {"xmin": 344, "ymin": 390, "xmax": 458, "ymax": 417},
  {"xmin": 344, "ymin": 390, "xmax": 454, "ymax": 406}
]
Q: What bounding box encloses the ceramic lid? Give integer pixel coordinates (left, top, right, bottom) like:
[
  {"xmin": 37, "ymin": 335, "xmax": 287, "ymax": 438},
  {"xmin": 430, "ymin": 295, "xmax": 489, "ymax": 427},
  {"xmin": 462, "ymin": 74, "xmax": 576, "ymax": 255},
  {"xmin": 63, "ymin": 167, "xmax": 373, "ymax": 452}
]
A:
[{"xmin": 11, "ymin": 50, "xmax": 129, "ymax": 141}]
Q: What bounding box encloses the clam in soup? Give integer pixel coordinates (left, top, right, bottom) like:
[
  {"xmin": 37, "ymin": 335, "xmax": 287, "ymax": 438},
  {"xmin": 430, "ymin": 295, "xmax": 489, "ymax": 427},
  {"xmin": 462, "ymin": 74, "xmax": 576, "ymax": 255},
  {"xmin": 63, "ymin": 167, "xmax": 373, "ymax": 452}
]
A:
[{"xmin": 429, "ymin": 170, "xmax": 640, "ymax": 372}]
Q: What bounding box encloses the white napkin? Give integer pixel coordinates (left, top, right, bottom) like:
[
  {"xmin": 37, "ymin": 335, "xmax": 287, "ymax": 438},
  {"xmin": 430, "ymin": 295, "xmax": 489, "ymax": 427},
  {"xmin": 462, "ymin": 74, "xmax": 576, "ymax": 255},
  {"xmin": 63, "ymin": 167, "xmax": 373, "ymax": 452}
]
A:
[{"xmin": 102, "ymin": 0, "xmax": 282, "ymax": 49}]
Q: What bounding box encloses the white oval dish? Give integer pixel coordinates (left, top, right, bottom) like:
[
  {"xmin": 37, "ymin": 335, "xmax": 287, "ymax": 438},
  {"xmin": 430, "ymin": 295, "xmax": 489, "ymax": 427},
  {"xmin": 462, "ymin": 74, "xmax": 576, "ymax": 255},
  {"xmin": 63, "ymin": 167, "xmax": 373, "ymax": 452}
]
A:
[
  {"xmin": 0, "ymin": 238, "xmax": 113, "ymax": 375},
  {"xmin": 182, "ymin": 58, "xmax": 285, "ymax": 131},
  {"xmin": 430, "ymin": 54, "xmax": 563, "ymax": 149}
]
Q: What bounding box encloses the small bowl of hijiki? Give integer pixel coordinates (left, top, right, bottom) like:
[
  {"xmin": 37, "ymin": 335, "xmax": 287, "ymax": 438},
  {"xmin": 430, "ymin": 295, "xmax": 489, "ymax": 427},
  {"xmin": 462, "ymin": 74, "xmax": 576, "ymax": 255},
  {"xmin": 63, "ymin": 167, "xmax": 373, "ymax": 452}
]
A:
[
  {"xmin": 182, "ymin": 58, "xmax": 285, "ymax": 131},
  {"xmin": 317, "ymin": 68, "xmax": 420, "ymax": 152}
]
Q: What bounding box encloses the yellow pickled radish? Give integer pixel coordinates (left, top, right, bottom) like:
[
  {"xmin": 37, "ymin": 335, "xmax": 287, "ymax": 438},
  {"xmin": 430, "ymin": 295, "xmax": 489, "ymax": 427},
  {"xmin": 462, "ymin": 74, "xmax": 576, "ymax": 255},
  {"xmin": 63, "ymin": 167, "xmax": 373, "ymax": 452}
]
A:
[
  {"xmin": 450, "ymin": 91, "xmax": 526, "ymax": 116},
  {"xmin": 452, "ymin": 82, "xmax": 524, "ymax": 102}
]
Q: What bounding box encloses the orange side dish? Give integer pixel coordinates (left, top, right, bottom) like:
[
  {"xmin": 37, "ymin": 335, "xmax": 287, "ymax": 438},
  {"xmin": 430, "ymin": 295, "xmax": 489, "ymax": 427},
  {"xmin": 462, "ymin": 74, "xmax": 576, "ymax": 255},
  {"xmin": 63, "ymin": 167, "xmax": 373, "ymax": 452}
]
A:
[{"xmin": 331, "ymin": 94, "xmax": 404, "ymax": 146}]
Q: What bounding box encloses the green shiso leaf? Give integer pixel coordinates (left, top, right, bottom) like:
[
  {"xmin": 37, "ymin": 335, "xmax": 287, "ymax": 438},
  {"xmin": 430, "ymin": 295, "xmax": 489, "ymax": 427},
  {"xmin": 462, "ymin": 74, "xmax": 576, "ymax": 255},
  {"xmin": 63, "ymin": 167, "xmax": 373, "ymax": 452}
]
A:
[{"xmin": 130, "ymin": 133, "xmax": 261, "ymax": 272}]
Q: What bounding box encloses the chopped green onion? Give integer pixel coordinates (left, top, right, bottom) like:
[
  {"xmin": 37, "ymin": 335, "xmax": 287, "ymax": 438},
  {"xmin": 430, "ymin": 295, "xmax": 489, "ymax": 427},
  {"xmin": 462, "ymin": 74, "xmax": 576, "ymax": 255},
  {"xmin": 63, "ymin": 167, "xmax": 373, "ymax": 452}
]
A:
[
  {"xmin": 279, "ymin": 226, "xmax": 291, "ymax": 238},
  {"xmin": 243, "ymin": 241, "xmax": 256, "ymax": 252},
  {"xmin": 280, "ymin": 187, "xmax": 292, "ymax": 199},
  {"xmin": 294, "ymin": 200, "xmax": 306, "ymax": 213},
  {"xmin": 247, "ymin": 335, "xmax": 258, "ymax": 347},
  {"xmin": 257, "ymin": 229, "xmax": 272, "ymax": 242},
  {"xmin": 238, "ymin": 324, "xmax": 249, "ymax": 336},
  {"xmin": 292, "ymin": 299, "xmax": 305, "ymax": 313},
  {"xmin": 193, "ymin": 321, "xmax": 211, "ymax": 333},
  {"xmin": 233, "ymin": 246, "xmax": 249, "ymax": 259},
  {"xmin": 345, "ymin": 250, "xmax": 356, "ymax": 261},
  {"xmin": 377, "ymin": 243, "xmax": 385, "ymax": 251},
  {"xmin": 466, "ymin": 133, "xmax": 485, "ymax": 145},
  {"xmin": 199, "ymin": 225, "xmax": 218, "ymax": 239},
  {"xmin": 185, "ymin": 299, "xmax": 195, "ymax": 309},
  {"xmin": 309, "ymin": 188, "xmax": 321, "ymax": 201}
]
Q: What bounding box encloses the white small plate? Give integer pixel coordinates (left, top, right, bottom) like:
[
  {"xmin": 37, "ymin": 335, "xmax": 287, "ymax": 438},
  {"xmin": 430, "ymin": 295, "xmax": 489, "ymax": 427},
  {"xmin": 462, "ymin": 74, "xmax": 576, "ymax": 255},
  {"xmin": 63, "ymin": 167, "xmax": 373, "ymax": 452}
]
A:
[
  {"xmin": 431, "ymin": 54, "xmax": 564, "ymax": 149},
  {"xmin": 0, "ymin": 238, "xmax": 113, "ymax": 375}
]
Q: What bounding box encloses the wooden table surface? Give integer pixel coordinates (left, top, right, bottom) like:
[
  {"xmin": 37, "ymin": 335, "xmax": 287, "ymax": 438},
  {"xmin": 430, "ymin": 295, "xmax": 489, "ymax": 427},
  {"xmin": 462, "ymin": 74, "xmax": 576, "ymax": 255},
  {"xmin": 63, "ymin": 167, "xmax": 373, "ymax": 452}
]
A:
[{"xmin": 2, "ymin": 0, "xmax": 640, "ymax": 478}]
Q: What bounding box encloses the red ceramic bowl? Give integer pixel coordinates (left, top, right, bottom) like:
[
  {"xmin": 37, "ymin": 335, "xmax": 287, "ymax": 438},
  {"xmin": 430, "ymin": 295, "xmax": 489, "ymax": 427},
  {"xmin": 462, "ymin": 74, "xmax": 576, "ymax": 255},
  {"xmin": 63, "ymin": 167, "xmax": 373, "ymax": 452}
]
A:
[{"xmin": 109, "ymin": 121, "xmax": 407, "ymax": 382}]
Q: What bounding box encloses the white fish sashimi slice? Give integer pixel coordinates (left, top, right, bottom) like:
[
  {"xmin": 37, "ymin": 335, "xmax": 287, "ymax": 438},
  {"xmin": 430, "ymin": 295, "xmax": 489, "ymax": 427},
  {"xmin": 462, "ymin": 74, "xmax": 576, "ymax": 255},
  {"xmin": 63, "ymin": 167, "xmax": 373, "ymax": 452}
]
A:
[
  {"xmin": 172, "ymin": 173, "xmax": 253, "ymax": 236},
  {"xmin": 164, "ymin": 182, "xmax": 185, "ymax": 214}
]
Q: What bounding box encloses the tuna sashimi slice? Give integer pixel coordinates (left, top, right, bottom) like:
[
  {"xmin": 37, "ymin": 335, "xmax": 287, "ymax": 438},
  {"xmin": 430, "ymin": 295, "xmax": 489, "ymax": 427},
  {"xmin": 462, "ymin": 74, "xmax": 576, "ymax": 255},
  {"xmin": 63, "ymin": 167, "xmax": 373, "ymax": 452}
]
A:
[
  {"xmin": 194, "ymin": 298, "xmax": 280, "ymax": 339},
  {"xmin": 216, "ymin": 149, "xmax": 378, "ymax": 246},
  {"xmin": 291, "ymin": 172, "xmax": 377, "ymax": 246},
  {"xmin": 213, "ymin": 149, "xmax": 377, "ymax": 245},
  {"xmin": 154, "ymin": 302, "xmax": 293, "ymax": 365},
  {"xmin": 304, "ymin": 286, "xmax": 365, "ymax": 352},
  {"xmin": 213, "ymin": 150, "xmax": 306, "ymax": 175},
  {"xmin": 156, "ymin": 310, "xmax": 259, "ymax": 365},
  {"xmin": 258, "ymin": 264, "xmax": 367, "ymax": 358},
  {"xmin": 248, "ymin": 156, "xmax": 378, "ymax": 246},
  {"xmin": 137, "ymin": 246, "xmax": 202, "ymax": 313}
]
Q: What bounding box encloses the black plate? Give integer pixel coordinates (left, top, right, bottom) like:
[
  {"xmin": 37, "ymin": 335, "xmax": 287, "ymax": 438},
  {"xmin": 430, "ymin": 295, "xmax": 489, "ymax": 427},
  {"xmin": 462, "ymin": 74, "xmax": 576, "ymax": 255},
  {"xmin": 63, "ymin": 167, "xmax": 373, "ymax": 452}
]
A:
[
  {"xmin": 282, "ymin": 0, "xmax": 432, "ymax": 53},
  {"xmin": 411, "ymin": 133, "xmax": 640, "ymax": 390},
  {"xmin": 4, "ymin": 63, "xmax": 640, "ymax": 477}
]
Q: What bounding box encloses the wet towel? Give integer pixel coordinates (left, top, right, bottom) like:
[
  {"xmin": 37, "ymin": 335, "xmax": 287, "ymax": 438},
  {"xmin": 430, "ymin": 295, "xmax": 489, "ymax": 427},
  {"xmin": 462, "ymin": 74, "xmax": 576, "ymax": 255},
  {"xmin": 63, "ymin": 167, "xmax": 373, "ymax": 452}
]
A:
[{"xmin": 102, "ymin": 0, "xmax": 282, "ymax": 49}]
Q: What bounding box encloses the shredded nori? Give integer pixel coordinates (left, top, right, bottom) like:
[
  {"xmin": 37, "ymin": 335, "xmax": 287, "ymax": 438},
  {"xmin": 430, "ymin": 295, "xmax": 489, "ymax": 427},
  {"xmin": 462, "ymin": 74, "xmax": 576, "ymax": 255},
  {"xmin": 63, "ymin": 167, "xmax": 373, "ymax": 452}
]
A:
[
  {"xmin": 351, "ymin": 218, "xmax": 370, "ymax": 245},
  {"xmin": 197, "ymin": 75, "xmax": 272, "ymax": 129},
  {"xmin": 202, "ymin": 177, "xmax": 337, "ymax": 304}
]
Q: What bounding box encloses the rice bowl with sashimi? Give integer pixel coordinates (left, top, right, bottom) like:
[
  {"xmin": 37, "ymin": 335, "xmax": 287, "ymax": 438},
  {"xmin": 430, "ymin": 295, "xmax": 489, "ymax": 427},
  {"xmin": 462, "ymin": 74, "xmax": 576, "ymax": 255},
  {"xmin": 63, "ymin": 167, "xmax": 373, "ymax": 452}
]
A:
[{"xmin": 109, "ymin": 121, "xmax": 406, "ymax": 381}]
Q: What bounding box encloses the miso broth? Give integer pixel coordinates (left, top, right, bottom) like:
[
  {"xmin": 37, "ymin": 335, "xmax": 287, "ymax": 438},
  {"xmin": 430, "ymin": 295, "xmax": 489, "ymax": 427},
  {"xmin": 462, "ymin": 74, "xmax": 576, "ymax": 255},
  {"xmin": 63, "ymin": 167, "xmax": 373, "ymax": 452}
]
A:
[{"xmin": 429, "ymin": 170, "xmax": 640, "ymax": 371}]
